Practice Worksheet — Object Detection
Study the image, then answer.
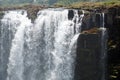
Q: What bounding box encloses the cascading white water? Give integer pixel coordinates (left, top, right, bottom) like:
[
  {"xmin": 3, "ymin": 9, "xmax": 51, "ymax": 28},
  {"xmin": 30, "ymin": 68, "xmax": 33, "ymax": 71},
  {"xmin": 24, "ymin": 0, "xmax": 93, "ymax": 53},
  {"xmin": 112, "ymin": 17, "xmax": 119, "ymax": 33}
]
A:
[
  {"xmin": 102, "ymin": 13, "xmax": 105, "ymax": 28},
  {"xmin": 0, "ymin": 9, "xmax": 84, "ymax": 80},
  {"xmin": 99, "ymin": 12, "xmax": 107, "ymax": 80},
  {"xmin": 100, "ymin": 13, "xmax": 106, "ymax": 31},
  {"xmin": 2, "ymin": 11, "xmax": 32, "ymax": 80},
  {"xmin": 73, "ymin": 10, "xmax": 84, "ymax": 33},
  {"xmin": 25, "ymin": 9, "xmax": 82, "ymax": 80}
]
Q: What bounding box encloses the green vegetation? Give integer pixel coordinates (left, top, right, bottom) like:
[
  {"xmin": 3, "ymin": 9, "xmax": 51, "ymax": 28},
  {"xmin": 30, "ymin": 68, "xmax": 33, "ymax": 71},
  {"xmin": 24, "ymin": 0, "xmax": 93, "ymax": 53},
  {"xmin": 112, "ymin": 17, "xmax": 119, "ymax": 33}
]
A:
[
  {"xmin": 0, "ymin": 0, "xmax": 120, "ymax": 7},
  {"xmin": 54, "ymin": 0, "xmax": 120, "ymax": 9}
]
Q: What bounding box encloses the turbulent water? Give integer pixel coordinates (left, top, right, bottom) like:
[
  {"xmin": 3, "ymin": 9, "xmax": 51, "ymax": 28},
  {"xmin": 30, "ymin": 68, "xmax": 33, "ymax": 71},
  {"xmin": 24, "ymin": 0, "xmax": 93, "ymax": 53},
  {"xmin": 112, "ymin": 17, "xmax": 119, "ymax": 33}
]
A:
[{"xmin": 0, "ymin": 9, "xmax": 84, "ymax": 80}]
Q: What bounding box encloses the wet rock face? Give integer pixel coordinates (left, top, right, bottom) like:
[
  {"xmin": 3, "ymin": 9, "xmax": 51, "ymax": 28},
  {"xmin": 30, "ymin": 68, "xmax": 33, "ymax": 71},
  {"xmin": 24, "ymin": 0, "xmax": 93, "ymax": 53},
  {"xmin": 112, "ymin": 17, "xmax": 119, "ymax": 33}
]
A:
[
  {"xmin": 78, "ymin": 7, "xmax": 120, "ymax": 63},
  {"xmin": 74, "ymin": 29, "xmax": 108, "ymax": 80},
  {"xmin": 81, "ymin": 12, "xmax": 103, "ymax": 31},
  {"xmin": 105, "ymin": 7, "xmax": 120, "ymax": 64},
  {"xmin": 79, "ymin": 7, "xmax": 120, "ymax": 31},
  {"xmin": 0, "ymin": 12, "xmax": 4, "ymax": 19},
  {"xmin": 81, "ymin": 12, "xmax": 96, "ymax": 30},
  {"xmin": 74, "ymin": 7, "xmax": 120, "ymax": 80},
  {"xmin": 68, "ymin": 10, "xmax": 74, "ymax": 20},
  {"xmin": 25, "ymin": 5, "xmax": 43, "ymax": 22}
]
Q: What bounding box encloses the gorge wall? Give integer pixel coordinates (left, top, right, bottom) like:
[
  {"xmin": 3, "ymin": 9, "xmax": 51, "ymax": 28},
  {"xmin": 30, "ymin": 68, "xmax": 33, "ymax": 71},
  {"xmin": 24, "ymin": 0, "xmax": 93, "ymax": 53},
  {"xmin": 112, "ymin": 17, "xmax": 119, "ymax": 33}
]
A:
[{"xmin": 74, "ymin": 6, "xmax": 120, "ymax": 80}]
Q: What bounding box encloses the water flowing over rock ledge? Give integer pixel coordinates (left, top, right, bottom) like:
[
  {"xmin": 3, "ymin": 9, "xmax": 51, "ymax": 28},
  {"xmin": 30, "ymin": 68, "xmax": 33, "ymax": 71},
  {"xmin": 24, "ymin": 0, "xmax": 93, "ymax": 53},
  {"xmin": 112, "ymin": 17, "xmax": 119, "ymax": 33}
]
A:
[
  {"xmin": 0, "ymin": 5, "xmax": 120, "ymax": 80},
  {"xmin": 0, "ymin": 4, "xmax": 120, "ymax": 22}
]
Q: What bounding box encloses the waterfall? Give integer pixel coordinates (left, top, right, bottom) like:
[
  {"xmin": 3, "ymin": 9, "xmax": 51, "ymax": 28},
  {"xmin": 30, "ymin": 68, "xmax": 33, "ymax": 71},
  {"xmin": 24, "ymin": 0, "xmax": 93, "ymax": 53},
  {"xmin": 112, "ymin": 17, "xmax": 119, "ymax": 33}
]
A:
[
  {"xmin": 2, "ymin": 11, "xmax": 32, "ymax": 80},
  {"xmin": 99, "ymin": 12, "xmax": 107, "ymax": 80},
  {"xmin": 100, "ymin": 13, "xmax": 106, "ymax": 30},
  {"xmin": 0, "ymin": 9, "xmax": 84, "ymax": 80},
  {"xmin": 34, "ymin": 0, "xmax": 36, "ymax": 3},
  {"xmin": 102, "ymin": 13, "xmax": 105, "ymax": 28}
]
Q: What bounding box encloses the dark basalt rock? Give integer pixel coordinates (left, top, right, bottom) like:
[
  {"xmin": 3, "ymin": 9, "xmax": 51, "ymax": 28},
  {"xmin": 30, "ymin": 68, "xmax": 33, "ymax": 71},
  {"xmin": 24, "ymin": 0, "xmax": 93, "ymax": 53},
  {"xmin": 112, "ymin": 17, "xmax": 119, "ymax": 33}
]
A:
[
  {"xmin": 68, "ymin": 10, "xmax": 74, "ymax": 20},
  {"xmin": 74, "ymin": 28, "xmax": 108, "ymax": 80},
  {"xmin": 24, "ymin": 5, "xmax": 44, "ymax": 22},
  {"xmin": 75, "ymin": 7, "xmax": 120, "ymax": 80},
  {"xmin": 0, "ymin": 12, "xmax": 4, "ymax": 19},
  {"xmin": 78, "ymin": 7, "xmax": 120, "ymax": 68}
]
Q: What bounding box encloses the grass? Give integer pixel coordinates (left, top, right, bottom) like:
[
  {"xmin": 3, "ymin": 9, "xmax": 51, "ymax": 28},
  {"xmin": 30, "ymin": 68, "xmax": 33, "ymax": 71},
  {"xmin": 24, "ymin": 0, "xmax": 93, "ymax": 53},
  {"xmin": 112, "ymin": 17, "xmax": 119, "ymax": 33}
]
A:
[
  {"xmin": 53, "ymin": 0, "xmax": 120, "ymax": 9},
  {"xmin": 70, "ymin": 1, "xmax": 120, "ymax": 9},
  {"xmin": 0, "ymin": 0, "xmax": 120, "ymax": 10}
]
